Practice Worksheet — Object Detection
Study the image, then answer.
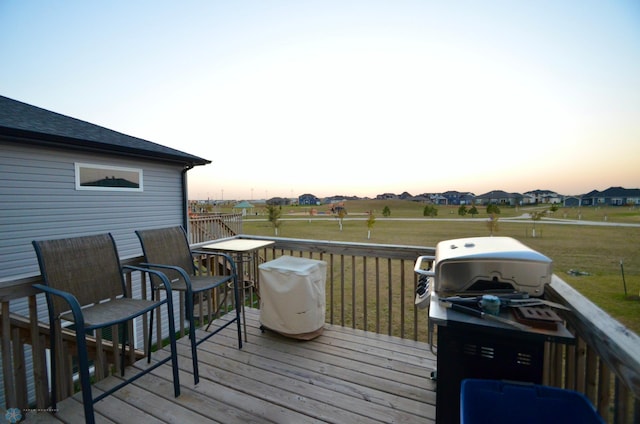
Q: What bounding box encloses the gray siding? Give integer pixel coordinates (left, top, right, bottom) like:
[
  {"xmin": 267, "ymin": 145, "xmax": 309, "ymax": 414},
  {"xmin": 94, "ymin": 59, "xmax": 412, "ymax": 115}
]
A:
[
  {"xmin": 1, "ymin": 140, "xmax": 190, "ymax": 406},
  {"xmin": 1, "ymin": 140, "xmax": 186, "ymax": 279}
]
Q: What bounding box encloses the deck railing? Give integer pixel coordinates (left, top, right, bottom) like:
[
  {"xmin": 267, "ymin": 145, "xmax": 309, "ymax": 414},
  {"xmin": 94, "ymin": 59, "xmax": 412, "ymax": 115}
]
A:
[
  {"xmin": 188, "ymin": 213, "xmax": 243, "ymax": 243},
  {"xmin": 1, "ymin": 234, "xmax": 638, "ymax": 422}
]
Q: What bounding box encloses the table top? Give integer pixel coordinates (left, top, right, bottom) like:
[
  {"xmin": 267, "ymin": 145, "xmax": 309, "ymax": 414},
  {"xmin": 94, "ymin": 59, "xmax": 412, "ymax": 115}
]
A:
[
  {"xmin": 429, "ymin": 292, "xmax": 575, "ymax": 344},
  {"xmin": 201, "ymin": 239, "xmax": 275, "ymax": 253}
]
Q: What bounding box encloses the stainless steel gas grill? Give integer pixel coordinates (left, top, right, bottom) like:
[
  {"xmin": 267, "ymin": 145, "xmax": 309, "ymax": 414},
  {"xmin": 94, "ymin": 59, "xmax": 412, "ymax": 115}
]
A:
[{"xmin": 414, "ymin": 236, "xmax": 574, "ymax": 424}]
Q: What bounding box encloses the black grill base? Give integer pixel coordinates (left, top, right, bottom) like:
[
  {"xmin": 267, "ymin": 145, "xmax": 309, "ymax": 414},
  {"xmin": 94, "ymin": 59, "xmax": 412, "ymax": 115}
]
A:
[{"xmin": 435, "ymin": 325, "xmax": 545, "ymax": 424}]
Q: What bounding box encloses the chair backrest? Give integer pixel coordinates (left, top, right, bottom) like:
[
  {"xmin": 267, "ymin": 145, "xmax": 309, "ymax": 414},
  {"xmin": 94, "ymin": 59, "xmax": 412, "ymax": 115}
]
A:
[
  {"xmin": 136, "ymin": 226, "xmax": 195, "ymax": 283},
  {"xmin": 33, "ymin": 233, "xmax": 126, "ymax": 316}
]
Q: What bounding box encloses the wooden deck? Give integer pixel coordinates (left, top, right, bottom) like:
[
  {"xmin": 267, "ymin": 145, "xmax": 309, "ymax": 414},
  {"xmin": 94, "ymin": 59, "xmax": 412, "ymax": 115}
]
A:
[{"xmin": 24, "ymin": 308, "xmax": 437, "ymax": 423}]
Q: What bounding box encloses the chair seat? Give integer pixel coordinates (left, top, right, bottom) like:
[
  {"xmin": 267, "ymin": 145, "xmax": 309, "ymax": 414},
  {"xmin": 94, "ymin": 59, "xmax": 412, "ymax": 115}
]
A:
[
  {"xmin": 167, "ymin": 274, "xmax": 232, "ymax": 293},
  {"xmin": 60, "ymin": 298, "xmax": 160, "ymax": 329}
]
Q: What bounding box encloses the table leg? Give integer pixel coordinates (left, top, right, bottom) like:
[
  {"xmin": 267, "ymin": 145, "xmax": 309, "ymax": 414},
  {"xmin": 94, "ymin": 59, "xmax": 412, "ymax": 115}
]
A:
[{"xmin": 236, "ymin": 253, "xmax": 248, "ymax": 342}]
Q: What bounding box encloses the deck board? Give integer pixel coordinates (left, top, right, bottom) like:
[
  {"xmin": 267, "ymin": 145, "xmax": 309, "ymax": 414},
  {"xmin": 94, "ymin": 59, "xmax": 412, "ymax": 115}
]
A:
[{"xmin": 23, "ymin": 308, "xmax": 437, "ymax": 423}]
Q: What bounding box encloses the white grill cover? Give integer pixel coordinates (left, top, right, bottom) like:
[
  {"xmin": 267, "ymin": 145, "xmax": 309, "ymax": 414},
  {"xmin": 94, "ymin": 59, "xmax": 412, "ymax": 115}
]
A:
[{"xmin": 259, "ymin": 256, "xmax": 327, "ymax": 338}]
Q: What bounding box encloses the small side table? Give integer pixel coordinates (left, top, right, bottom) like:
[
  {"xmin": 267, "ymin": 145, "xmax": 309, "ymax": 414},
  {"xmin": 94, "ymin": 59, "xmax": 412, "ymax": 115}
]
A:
[{"xmin": 202, "ymin": 238, "xmax": 275, "ymax": 341}]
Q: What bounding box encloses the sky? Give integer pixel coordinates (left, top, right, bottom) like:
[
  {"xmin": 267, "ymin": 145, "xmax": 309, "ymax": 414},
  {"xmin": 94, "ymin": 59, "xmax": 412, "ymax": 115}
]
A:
[{"xmin": 1, "ymin": 1, "xmax": 639, "ymax": 200}]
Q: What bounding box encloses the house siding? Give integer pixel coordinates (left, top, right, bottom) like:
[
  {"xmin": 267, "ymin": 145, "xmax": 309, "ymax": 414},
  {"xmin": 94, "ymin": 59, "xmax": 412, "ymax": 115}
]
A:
[
  {"xmin": 1, "ymin": 140, "xmax": 187, "ymax": 406},
  {"xmin": 1, "ymin": 140, "xmax": 186, "ymax": 279}
]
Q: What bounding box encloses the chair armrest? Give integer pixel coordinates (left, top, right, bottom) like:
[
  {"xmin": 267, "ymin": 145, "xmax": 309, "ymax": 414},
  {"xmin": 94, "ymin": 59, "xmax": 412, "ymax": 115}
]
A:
[
  {"xmin": 136, "ymin": 262, "xmax": 191, "ymax": 280},
  {"xmin": 32, "ymin": 283, "xmax": 86, "ymax": 327},
  {"xmin": 123, "ymin": 265, "xmax": 175, "ymax": 295},
  {"xmin": 191, "ymin": 250, "xmax": 238, "ymax": 276}
]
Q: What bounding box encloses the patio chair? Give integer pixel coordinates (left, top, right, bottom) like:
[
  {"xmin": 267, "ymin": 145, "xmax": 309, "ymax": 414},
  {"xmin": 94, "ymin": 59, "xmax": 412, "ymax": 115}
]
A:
[
  {"xmin": 135, "ymin": 226, "xmax": 242, "ymax": 385},
  {"xmin": 32, "ymin": 233, "xmax": 180, "ymax": 424}
]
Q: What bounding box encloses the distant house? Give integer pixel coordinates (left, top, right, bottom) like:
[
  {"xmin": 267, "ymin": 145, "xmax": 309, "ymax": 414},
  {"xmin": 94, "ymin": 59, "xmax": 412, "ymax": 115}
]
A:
[
  {"xmin": 441, "ymin": 190, "xmax": 476, "ymax": 205},
  {"xmin": 398, "ymin": 191, "xmax": 414, "ymax": 200},
  {"xmin": 580, "ymin": 190, "xmax": 599, "ymax": 206},
  {"xmin": 0, "ymin": 95, "xmax": 210, "ymax": 406},
  {"xmin": 441, "ymin": 191, "xmax": 460, "ymax": 205},
  {"xmin": 298, "ymin": 193, "xmax": 320, "ymax": 205},
  {"xmin": 431, "ymin": 194, "xmax": 448, "ymax": 205},
  {"xmin": 460, "ymin": 193, "xmax": 475, "ymax": 205},
  {"xmin": 563, "ymin": 196, "xmax": 581, "ymax": 207},
  {"xmin": 581, "ymin": 187, "xmax": 640, "ymax": 206},
  {"xmin": 376, "ymin": 193, "xmax": 398, "ymax": 200},
  {"xmin": 521, "ymin": 193, "xmax": 536, "ymax": 205},
  {"xmin": 266, "ymin": 197, "xmax": 290, "ymax": 206},
  {"xmin": 525, "ymin": 189, "xmax": 560, "ymax": 204},
  {"xmin": 474, "ymin": 190, "xmax": 523, "ymax": 206},
  {"xmin": 410, "ymin": 195, "xmax": 430, "ymax": 203}
]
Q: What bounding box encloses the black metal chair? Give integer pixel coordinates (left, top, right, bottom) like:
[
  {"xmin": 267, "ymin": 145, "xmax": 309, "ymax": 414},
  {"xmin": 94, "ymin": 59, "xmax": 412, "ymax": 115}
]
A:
[
  {"xmin": 135, "ymin": 226, "xmax": 242, "ymax": 385},
  {"xmin": 32, "ymin": 233, "xmax": 180, "ymax": 424}
]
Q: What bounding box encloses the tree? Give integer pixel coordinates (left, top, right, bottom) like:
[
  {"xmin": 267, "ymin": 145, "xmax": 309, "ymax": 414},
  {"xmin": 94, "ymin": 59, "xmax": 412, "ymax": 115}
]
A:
[
  {"xmin": 469, "ymin": 205, "xmax": 479, "ymax": 217},
  {"xmin": 336, "ymin": 207, "xmax": 347, "ymax": 231},
  {"xmin": 487, "ymin": 213, "xmax": 499, "ymax": 235},
  {"xmin": 458, "ymin": 205, "xmax": 468, "ymax": 216},
  {"xmin": 266, "ymin": 204, "xmax": 282, "ymax": 236},
  {"xmin": 486, "ymin": 203, "xmax": 501, "ymax": 215},
  {"xmin": 485, "ymin": 204, "xmax": 501, "ymax": 235},
  {"xmin": 366, "ymin": 211, "xmax": 376, "ymax": 239},
  {"xmin": 530, "ymin": 210, "xmax": 546, "ymax": 237},
  {"xmin": 423, "ymin": 205, "xmax": 438, "ymax": 217},
  {"xmin": 382, "ymin": 206, "xmax": 391, "ymax": 217}
]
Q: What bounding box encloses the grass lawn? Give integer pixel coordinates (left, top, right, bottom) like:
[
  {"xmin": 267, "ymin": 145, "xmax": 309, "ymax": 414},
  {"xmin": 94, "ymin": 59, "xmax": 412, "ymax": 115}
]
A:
[{"xmin": 233, "ymin": 200, "xmax": 640, "ymax": 334}]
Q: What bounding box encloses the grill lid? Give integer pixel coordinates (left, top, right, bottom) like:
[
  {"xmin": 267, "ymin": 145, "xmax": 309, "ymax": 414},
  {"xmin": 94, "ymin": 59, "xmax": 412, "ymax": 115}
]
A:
[{"xmin": 416, "ymin": 236, "xmax": 552, "ymax": 297}]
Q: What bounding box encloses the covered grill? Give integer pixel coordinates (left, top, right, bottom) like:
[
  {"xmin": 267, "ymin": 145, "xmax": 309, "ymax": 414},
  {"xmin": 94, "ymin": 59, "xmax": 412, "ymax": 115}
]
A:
[{"xmin": 258, "ymin": 255, "xmax": 327, "ymax": 340}]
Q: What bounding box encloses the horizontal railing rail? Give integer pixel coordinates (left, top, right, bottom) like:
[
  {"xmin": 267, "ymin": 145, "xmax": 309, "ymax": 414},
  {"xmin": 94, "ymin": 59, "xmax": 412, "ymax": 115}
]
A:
[{"xmin": 1, "ymin": 234, "xmax": 638, "ymax": 422}]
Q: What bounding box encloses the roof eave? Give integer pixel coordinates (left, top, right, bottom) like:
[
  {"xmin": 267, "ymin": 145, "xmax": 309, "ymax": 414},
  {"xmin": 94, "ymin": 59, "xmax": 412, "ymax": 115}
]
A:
[{"xmin": 1, "ymin": 126, "xmax": 211, "ymax": 167}]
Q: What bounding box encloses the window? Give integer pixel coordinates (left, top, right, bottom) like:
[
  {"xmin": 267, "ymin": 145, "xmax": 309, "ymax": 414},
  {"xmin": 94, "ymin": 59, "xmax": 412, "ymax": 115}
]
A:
[{"xmin": 75, "ymin": 163, "xmax": 143, "ymax": 192}]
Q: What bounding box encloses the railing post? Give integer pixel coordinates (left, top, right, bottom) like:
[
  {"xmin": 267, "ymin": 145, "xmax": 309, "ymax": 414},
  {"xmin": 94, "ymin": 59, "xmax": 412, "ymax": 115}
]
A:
[
  {"xmin": 30, "ymin": 294, "xmax": 49, "ymax": 408},
  {"xmin": 585, "ymin": 344, "xmax": 598, "ymax": 404},
  {"xmin": 362, "ymin": 256, "xmax": 368, "ymax": 332},
  {"xmin": 375, "ymin": 257, "xmax": 380, "ymax": 334},
  {"xmin": 329, "ymin": 254, "xmax": 334, "ymax": 325},
  {"xmin": 1, "ymin": 301, "xmax": 17, "ymax": 409},
  {"xmin": 387, "ymin": 258, "xmax": 392, "ymax": 336},
  {"xmin": 597, "ymin": 363, "xmax": 611, "ymax": 422},
  {"xmin": 351, "ymin": 256, "xmax": 356, "ymax": 329},
  {"xmin": 400, "ymin": 259, "xmax": 406, "ymax": 339}
]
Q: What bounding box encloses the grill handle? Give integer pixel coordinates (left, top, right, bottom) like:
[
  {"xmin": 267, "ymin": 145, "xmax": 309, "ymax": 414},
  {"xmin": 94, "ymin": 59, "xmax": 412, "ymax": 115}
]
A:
[{"xmin": 414, "ymin": 255, "xmax": 436, "ymax": 277}]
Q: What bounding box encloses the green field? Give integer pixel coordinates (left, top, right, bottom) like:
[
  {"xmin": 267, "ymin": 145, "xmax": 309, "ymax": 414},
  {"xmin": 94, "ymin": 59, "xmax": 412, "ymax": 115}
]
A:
[{"xmin": 234, "ymin": 199, "xmax": 640, "ymax": 334}]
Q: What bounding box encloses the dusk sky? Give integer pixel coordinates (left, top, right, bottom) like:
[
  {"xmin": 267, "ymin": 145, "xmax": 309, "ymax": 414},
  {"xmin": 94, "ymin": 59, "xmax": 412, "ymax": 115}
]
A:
[{"xmin": 1, "ymin": 1, "xmax": 638, "ymax": 200}]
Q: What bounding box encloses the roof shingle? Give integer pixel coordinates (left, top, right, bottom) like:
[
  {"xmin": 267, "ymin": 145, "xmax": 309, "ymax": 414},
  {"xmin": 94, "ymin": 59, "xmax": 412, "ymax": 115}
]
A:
[{"xmin": 0, "ymin": 95, "xmax": 210, "ymax": 166}]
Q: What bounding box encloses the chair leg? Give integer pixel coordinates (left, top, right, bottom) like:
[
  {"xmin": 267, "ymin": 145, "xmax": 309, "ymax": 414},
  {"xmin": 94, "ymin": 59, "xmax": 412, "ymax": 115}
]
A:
[
  {"xmin": 75, "ymin": 328, "xmax": 96, "ymax": 424},
  {"xmin": 147, "ymin": 288, "xmax": 157, "ymax": 364},
  {"xmin": 120, "ymin": 322, "xmax": 127, "ymax": 376},
  {"xmin": 186, "ymin": 290, "xmax": 199, "ymax": 385},
  {"xmin": 50, "ymin": 321, "xmax": 59, "ymax": 411},
  {"xmin": 232, "ymin": 275, "xmax": 243, "ymax": 349},
  {"xmin": 240, "ymin": 281, "xmax": 250, "ymax": 343},
  {"xmin": 164, "ymin": 293, "xmax": 181, "ymax": 398}
]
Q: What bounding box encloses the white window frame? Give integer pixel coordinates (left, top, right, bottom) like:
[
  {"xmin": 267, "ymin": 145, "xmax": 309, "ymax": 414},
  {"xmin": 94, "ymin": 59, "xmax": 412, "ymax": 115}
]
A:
[{"xmin": 75, "ymin": 162, "xmax": 143, "ymax": 192}]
